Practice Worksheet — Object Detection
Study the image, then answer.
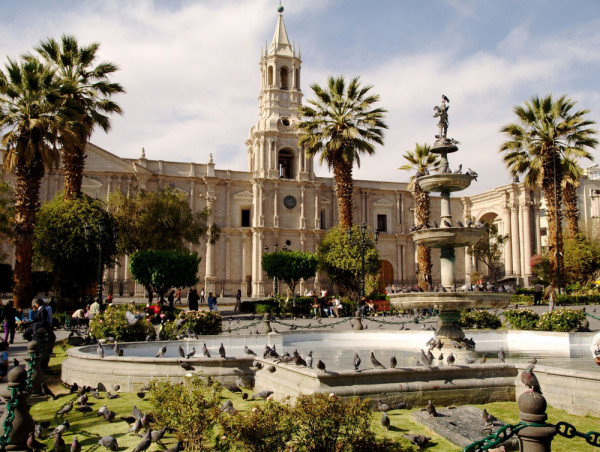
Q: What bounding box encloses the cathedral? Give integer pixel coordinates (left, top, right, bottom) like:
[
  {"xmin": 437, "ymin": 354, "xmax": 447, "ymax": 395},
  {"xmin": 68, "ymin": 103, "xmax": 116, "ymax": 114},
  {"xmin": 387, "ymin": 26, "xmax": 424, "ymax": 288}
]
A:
[{"xmin": 7, "ymin": 10, "xmax": 598, "ymax": 299}]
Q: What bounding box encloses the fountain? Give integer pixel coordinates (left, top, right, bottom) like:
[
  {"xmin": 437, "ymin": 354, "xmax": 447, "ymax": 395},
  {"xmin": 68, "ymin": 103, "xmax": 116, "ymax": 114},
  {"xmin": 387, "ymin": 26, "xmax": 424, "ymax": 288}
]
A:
[{"xmin": 389, "ymin": 95, "xmax": 511, "ymax": 346}]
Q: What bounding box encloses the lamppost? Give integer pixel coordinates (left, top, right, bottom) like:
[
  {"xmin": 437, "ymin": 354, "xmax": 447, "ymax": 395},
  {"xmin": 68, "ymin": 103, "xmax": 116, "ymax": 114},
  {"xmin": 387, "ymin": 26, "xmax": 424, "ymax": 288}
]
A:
[
  {"xmin": 553, "ymin": 146, "xmax": 561, "ymax": 295},
  {"xmin": 85, "ymin": 219, "xmax": 117, "ymax": 301},
  {"xmin": 347, "ymin": 223, "xmax": 379, "ymax": 300},
  {"xmin": 264, "ymin": 241, "xmax": 279, "ymax": 296}
]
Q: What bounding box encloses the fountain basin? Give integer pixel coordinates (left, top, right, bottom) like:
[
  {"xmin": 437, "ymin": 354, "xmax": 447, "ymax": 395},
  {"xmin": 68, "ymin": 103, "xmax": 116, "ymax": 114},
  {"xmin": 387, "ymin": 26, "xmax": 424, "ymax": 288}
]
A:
[
  {"xmin": 411, "ymin": 227, "xmax": 485, "ymax": 248},
  {"xmin": 389, "ymin": 292, "xmax": 511, "ymax": 311},
  {"xmin": 417, "ymin": 173, "xmax": 473, "ymax": 193}
]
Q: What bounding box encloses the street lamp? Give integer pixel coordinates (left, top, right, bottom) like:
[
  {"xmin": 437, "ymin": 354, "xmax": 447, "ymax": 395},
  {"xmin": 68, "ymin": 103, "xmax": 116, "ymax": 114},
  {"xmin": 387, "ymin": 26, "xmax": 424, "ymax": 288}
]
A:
[
  {"xmin": 85, "ymin": 219, "xmax": 117, "ymax": 301},
  {"xmin": 347, "ymin": 223, "xmax": 379, "ymax": 300},
  {"xmin": 553, "ymin": 146, "xmax": 561, "ymax": 295}
]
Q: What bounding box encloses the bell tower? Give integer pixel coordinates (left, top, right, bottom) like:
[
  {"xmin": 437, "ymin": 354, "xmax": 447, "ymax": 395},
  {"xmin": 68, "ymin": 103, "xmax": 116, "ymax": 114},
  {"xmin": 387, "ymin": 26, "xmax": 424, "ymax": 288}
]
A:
[{"xmin": 246, "ymin": 6, "xmax": 313, "ymax": 181}]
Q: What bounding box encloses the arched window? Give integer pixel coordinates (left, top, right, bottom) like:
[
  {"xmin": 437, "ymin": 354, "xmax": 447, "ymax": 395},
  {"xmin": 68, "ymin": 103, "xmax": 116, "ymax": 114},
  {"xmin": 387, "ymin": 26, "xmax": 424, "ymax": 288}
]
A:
[
  {"xmin": 268, "ymin": 66, "xmax": 273, "ymax": 86},
  {"xmin": 280, "ymin": 67, "xmax": 289, "ymax": 90},
  {"xmin": 278, "ymin": 149, "xmax": 293, "ymax": 179}
]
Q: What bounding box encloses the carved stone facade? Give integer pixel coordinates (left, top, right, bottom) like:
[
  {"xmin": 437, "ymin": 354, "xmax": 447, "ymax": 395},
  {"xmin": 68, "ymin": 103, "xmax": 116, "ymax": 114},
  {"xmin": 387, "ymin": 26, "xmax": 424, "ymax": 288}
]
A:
[{"xmin": 0, "ymin": 12, "xmax": 557, "ymax": 297}]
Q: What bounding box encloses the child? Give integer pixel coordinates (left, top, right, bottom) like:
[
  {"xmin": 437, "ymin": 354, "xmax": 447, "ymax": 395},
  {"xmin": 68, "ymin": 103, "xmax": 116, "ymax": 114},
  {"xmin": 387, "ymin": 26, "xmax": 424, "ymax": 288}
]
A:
[{"xmin": 0, "ymin": 341, "xmax": 8, "ymax": 382}]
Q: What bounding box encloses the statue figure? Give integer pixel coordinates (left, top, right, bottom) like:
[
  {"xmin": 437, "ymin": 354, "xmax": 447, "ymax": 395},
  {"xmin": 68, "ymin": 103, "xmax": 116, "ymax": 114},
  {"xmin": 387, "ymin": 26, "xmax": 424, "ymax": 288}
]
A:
[{"xmin": 433, "ymin": 95, "xmax": 450, "ymax": 139}]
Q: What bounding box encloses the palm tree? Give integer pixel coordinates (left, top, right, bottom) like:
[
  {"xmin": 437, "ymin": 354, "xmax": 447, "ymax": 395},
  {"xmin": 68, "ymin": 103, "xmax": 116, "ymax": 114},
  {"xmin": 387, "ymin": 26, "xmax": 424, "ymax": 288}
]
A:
[
  {"xmin": 35, "ymin": 35, "xmax": 124, "ymax": 200},
  {"xmin": 499, "ymin": 94, "xmax": 597, "ymax": 286},
  {"xmin": 399, "ymin": 143, "xmax": 440, "ymax": 286},
  {"xmin": 562, "ymin": 154, "xmax": 589, "ymax": 238},
  {"xmin": 298, "ymin": 76, "xmax": 387, "ymax": 227},
  {"xmin": 0, "ymin": 57, "xmax": 66, "ymax": 307}
]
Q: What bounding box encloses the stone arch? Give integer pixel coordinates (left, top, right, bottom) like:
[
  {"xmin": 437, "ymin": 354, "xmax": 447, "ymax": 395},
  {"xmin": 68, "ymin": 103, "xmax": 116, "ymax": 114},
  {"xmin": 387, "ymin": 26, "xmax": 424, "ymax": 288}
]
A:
[
  {"xmin": 378, "ymin": 260, "xmax": 394, "ymax": 293},
  {"xmin": 278, "ymin": 148, "xmax": 294, "ymax": 179},
  {"xmin": 280, "ymin": 66, "xmax": 289, "ymax": 90}
]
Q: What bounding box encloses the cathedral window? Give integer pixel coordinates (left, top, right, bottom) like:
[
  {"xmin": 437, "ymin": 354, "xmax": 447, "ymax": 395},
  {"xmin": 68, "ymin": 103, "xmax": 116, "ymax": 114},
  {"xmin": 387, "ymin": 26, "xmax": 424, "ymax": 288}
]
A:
[
  {"xmin": 278, "ymin": 149, "xmax": 293, "ymax": 179},
  {"xmin": 280, "ymin": 67, "xmax": 289, "ymax": 90},
  {"xmin": 241, "ymin": 209, "xmax": 251, "ymax": 227},
  {"xmin": 377, "ymin": 214, "xmax": 388, "ymax": 233}
]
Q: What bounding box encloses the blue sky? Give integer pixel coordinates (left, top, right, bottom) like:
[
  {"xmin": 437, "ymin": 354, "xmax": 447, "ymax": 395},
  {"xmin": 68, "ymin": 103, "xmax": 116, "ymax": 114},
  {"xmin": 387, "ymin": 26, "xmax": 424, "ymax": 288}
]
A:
[{"xmin": 2, "ymin": 0, "xmax": 600, "ymax": 194}]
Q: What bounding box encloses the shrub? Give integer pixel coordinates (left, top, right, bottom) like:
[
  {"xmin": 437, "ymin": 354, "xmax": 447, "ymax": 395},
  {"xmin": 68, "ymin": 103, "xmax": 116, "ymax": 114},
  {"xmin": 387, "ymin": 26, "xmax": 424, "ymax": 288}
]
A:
[
  {"xmin": 168, "ymin": 310, "xmax": 222, "ymax": 338},
  {"xmin": 503, "ymin": 308, "xmax": 539, "ymax": 330},
  {"xmin": 459, "ymin": 310, "xmax": 502, "ymax": 329},
  {"xmin": 280, "ymin": 296, "xmax": 313, "ymax": 317},
  {"xmin": 256, "ymin": 303, "xmax": 279, "ymax": 314},
  {"xmin": 341, "ymin": 296, "xmax": 357, "ymax": 316},
  {"xmin": 537, "ymin": 308, "xmax": 586, "ymax": 332},
  {"xmin": 511, "ymin": 294, "xmax": 534, "ymax": 305},
  {"xmin": 240, "ymin": 299, "xmax": 278, "ymax": 314},
  {"xmin": 516, "ymin": 287, "xmax": 534, "ymax": 296},
  {"xmin": 557, "ymin": 294, "xmax": 600, "ymax": 305},
  {"xmin": 218, "ymin": 401, "xmax": 295, "ymax": 451},
  {"xmin": 149, "ymin": 375, "xmax": 222, "ymax": 450},
  {"xmin": 89, "ymin": 304, "xmax": 156, "ymax": 341}
]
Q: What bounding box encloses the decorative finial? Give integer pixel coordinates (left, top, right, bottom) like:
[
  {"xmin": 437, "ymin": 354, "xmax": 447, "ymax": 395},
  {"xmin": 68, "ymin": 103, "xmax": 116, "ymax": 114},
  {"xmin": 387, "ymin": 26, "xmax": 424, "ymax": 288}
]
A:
[
  {"xmin": 277, "ymin": 1, "xmax": 284, "ymax": 13},
  {"xmin": 141, "ymin": 147, "xmax": 146, "ymax": 159},
  {"xmin": 209, "ymin": 153, "xmax": 214, "ymax": 164}
]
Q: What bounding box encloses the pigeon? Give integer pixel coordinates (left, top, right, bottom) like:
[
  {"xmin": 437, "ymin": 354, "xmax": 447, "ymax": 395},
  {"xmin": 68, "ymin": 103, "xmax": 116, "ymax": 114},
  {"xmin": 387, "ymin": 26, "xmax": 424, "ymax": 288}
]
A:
[
  {"xmin": 98, "ymin": 435, "xmax": 119, "ymax": 451},
  {"xmin": 498, "ymin": 349, "xmax": 506, "ymax": 363},
  {"xmin": 27, "ymin": 432, "xmax": 47, "ymax": 450},
  {"xmin": 438, "ymin": 353, "xmax": 444, "ymax": 364},
  {"xmin": 466, "ymin": 359, "xmax": 475, "ymax": 364},
  {"xmin": 403, "ymin": 434, "xmax": 431, "ymax": 448},
  {"xmin": 127, "ymin": 418, "xmax": 143, "ymax": 436},
  {"xmin": 420, "ymin": 349, "xmax": 431, "ymax": 366},
  {"xmin": 317, "ymin": 360, "xmax": 326, "ymax": 372},
  {"xmin": 244, "ymin": 345, "xmax": 256, "ymax": 356},
  {"xmin": 97, "ymin": 342, "xmax": 104, "ymax": 359},
  {"xmin": 306, "ymin": 351, "xmax": 313, "ymax": 368},
  {"xmin": 395, "ymin": 401, "xmax": 407, "ymax": 410},
  {"xmin": 242, "ymin": 392, "xmax": 249, "ymax": 400},
  {"xmin": 219, "ymin": 343, "xmax": 226, "ymax": 358},
  {"xmin": 353, "ymin": 353, "xmax": 361, "ymax": 371},
  {"xmin": 53, "ymin": 432, "xmax": 65, "ymax": 451},
  {"xmin": 97, "ymin": 405, "xmax": 109, "ymax": 416},
  {"xmin": 483, "ymin": 408, "xmax": 498, "ymax": 426},
  {"xmin": 104, "ymin": 410, "xmax": 116, "ymax": 422},
  {"xmin": 56, "ymin": 401, "xmax": 73, "ymax": 416},
  {"xmin": 112, "ymin": 384, "xmax": 120, "ymax": 392},
  {"xmin": 427, "ymin": 349, "xmax": 435, "ymax": 365},
  {"xmin": 370, "ymin": 351, "xmax": 385, "ymax": 369},
  {"xmin": 89, "ymin": 388, "xmax": 100, "ymax": 398},
  {"xmin": 113, "ymin": 341, "xmax": 119, "ymax": 357},
  {"xmin": 466, "ymin": 219, "xmax": 472, "ymax": 227},
  {"xmin": 180, "ymin": 361, "xmax": 195, "ymax": 371},
  {"xmin": 155, "ymin": 345, "xmax": 167, "ymax": 358},
  {"xmin": 178, "ymin": 345, "xmax": 185, "ymax": 358},
  {"xmin": 126, "ymin": 310, "xmax": 144, "ymax": 325},
  {"xmin": 252, "ymin": 390, "xmax": 274, "ymax": 400},
  {"xmin": 132, "ymin": 428, "xmax": 152, "ymax": 452},
  {"xmin": 137, "ymin": 390, "xmax": 146, "ymax": 399},
  {"xmin": 380, "ymin": 412, "xmax": 390, "ymax": 430},
  {"xmin": 467, "ymin": 168, "xmax": 478, "ymax": 180},
  {"xmin": 426, "ymin": 400, "xmax": 437, "ymax": 417},
  {"xmin": 151, "ymin": 427, "xmax": 167, "ymax": 443},
  {"xmin": 267, "ymin": 365, "xmax": 276, "ymax": 373},
  {"xmin": 106, "ymin": 392, "xmax": 119, "ymax": 400},
  {"xmin": 165, "ymin": 441, "xmax": 184, "ymax": 452},
  {"xmin": 377, "ymin": 399, "xmax": 390, "ymax": 412},
  {"xmin": 454, "ymin": 164, "xmax": 462, "ymax": 174},
  {"xmin": 521, "ymin": 364, "xmax": 542, "ymax": 393},
  {"xmin": 447, "ymin": 353, "xmax": 455, "ymax": 366},
  {"xmin": 41, "ymin": 382, "xmax": 57, "ymax": 400},
  {"xmin": 443, "ymin": 220, "xmax": 452, "ymax": 227},
  {"xmin": 390, "ymin": 356, "xmax": 397, "ymax": 369},
  {"xmin": 221, "ymin": 399, "xmax": 234, "ymax": 412},
  {"xmin": 50, "ymin": 421, "xmax": 70, "ymax": 437},
  {"xmin": 223, "ymin": 383, "xmax": 242, "ymax": 393},
  {"xmin": 293, "ymin": 351, "xmax": 307, "ymax": 366},
  {"xmin": 132, "ymin": 405, "xmax": 143, "ymax": 420},
  {"xmin": 457, "ymin": 220, "xmax": 464, "ymax": 227},
  {"xmin": 253, "ymin": 360, "xmax": 263, "ymax": 369},
  {"xmin": 70, "ymin": 436, "xmax": 81, "ymax": 452},
  {"xmin": 202, "ymin": 343, "xmax": 211, "ymax": 357}
]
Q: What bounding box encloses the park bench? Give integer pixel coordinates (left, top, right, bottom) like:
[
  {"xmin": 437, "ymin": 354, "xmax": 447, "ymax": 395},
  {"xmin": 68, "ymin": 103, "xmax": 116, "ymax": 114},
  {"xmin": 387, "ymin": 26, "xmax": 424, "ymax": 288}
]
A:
[{"xmin": 370, "ymin": 299, "xmax": 391, "ymax": 315}]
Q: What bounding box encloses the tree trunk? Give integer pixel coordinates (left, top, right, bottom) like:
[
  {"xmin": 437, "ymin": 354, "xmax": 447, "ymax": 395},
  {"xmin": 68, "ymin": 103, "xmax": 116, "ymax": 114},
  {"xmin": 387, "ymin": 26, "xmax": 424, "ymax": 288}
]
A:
[
  {"xmin": 563, "ymin": 181, "xmax": 579, "ymax": 238},
  {"xmin": 333, "ymin": 157, "xmax": 354, "ymax": 227},
  {"xmin": 63, "ymin": 141, "xmax": 86, "ymax": 200},
  {"xmin": 414, "ymin": 181, "xmax": 432, "ymax": 286},
  {"xmin": 13, "ymin": 156, "xmax": 45, "ymax": 309},
  {"xmin": 542, "ymin": 151, "xmax": 564, "ymax": 287}
]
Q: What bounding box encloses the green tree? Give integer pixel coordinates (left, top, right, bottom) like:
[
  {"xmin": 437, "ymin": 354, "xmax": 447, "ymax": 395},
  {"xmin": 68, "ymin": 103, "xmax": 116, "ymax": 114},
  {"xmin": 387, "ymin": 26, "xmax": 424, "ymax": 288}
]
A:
[
  {"xmin": 262, "ymin": 251, "xmax": 318, "ymax": 300},
  {"xmin": 298, "ymin": 76, "xmax": 387, "ymax": 227},
  {"xmin": 109, "ymin": 185, "xmax": 218, "ymax": 254},
  {"xmin": 33, "ymin": 194, "xmax": 118, "ymax": 300},
  {"xmin": 317, "ymin": 225, "xmax": 380, "ymax": 299},
  {"xmin": 499, "ymin": 94, "xmax": 597, "ymax": 286},
  {"xmin": 467, "ymin": 220, "xmax": 509, "ymax": 284},
  {"xmin": 0, "ymin": 57, "xmax": 66, "ymax": 307},
  {"xmin": 562, "ymin": 233, "xmax": 600, "ymax": 284},
  {"xmin": 129, "ymin": 250, "xmax": 200, "ymax": 301},
  {"xmin": 399, "ymin": 143, "xmax": 440, "ymax": 287},
  {"xmin": 35, "ymin": 35, "xmax": 124, "ymax": 200}
]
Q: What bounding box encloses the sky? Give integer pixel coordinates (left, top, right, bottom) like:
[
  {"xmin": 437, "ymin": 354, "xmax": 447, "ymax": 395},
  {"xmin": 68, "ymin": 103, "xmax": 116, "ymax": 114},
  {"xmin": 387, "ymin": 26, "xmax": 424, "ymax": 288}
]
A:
[{"xmin": 2, "ymin": 0, "xmax": 600, "ymax": 194}]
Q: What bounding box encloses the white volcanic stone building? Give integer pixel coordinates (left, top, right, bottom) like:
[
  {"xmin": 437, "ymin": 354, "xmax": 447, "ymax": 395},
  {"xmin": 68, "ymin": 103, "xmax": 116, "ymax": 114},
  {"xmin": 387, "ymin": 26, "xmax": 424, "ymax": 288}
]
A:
[{"xmin": 3, "ymin": 11, "xmax": 573, "ymax": 299}]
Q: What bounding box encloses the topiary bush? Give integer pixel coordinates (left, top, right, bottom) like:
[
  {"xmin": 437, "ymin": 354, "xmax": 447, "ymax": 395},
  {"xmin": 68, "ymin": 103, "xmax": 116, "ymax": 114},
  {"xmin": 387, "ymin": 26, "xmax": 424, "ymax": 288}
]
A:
[
  {"xmin": 459, "ymin": 310, "xmax": 502, "ymax": 329},
  {"xmin": 149, "ymin": 375, "xmax": 222, "ymax": 450},
  {"xmin": 537, "ymin": 308, "xmax": 586, "ymax": 332},
  {"xmin": 89, "ymin": 304, "xmax": 156, "ymax": 341},
  {"xmin": 502, "ymin": 308, "xmax": 539, "ymax": 330}
]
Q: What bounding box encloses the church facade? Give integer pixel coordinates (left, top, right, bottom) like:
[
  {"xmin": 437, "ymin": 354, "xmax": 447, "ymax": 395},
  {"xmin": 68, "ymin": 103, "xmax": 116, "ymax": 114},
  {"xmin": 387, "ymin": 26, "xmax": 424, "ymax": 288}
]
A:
[{"xmin": 1, "ymin": 12, "xmax": 555, "ymax": 298}]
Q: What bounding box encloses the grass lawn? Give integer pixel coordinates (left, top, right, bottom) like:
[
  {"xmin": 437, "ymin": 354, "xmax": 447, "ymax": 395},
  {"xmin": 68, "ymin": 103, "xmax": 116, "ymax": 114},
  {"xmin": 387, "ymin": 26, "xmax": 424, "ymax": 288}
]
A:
[{"xmin": 27, "ymin": 340, "xmax": 598, "ymax": 451}]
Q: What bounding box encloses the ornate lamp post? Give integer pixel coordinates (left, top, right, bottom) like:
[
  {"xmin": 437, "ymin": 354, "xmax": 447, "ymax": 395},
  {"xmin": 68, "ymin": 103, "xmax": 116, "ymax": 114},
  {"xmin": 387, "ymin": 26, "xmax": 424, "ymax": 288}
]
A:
[
  {"xmin": 347, "ymin": 223, "xmax": 379, "ymax": 300},
  {"xmin": 553, "ymin": 146, "xmax": 562, "ymax": 294},
  {"xmin": 85, "ymin": 219, "xmax": 117, "ymax": 301}
]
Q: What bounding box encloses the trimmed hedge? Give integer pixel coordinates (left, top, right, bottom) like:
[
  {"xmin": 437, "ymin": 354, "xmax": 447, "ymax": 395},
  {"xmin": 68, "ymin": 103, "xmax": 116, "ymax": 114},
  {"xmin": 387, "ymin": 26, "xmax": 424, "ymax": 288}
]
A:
[
  {"xmin": 459, "ymin": 310, "xmax": 502, "ymax": 329},
  {"xmin": 503, "ymin": 307, "xmax": 586, "ymax": 332},
  {"xmin": 89, "ymin": 304, "xmax": 156, "ymax": 342}
]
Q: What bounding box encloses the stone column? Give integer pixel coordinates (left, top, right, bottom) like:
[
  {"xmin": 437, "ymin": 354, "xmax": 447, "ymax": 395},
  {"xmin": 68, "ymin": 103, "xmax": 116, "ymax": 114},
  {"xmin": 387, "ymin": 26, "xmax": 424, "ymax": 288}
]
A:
[
  {"xmin": 300, "ymin": 185, "xmax": 306, "ymax": 229},
  {"xmin": 204, "ymin": 192, "xmax": 216, "ymax": 294},
  {"xmin": 105, "ymin": 175, "xmax": 112, "ymax": 203},
  {"xmin": 534, "ymin": 202, "xmax": 542, "ymax": 254},
  {"xmin": 314, "ymin": 188, "xmax": 320, "ymax": 230},
  {"xmin": 396, "ymin": 192, "xmax": 402, "ymax": 230},
  {"xmin": 241, "ymin": 234, "xmax": 248, "ymax": 293},
  {"xmin": 273, "ymin": 182, "xmax": 279, "ymax": 228},
  {"xmin": 503, "ymin": 207, "xmax": 513, "ymax": 275},
  {"xmin": 511, "ymin": 203, "xmax": 522, "ymax": 277},
  {"xmin": 522, "ymin": 200, "xmax": 533, "ymax": 278},
  {"xmin": 258, "ymin": 183, "xmax": 264, "ymax": 227}
]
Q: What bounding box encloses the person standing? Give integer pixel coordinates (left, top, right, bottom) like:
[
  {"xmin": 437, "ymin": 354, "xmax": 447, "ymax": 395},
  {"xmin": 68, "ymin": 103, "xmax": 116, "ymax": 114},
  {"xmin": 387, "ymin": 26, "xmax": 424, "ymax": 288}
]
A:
[
  {"xmin": 167, "ymin": 290, "xmax": 175, "ymax": 310},
  {"xmin": 175, "ymin": 289, "xmax": 181, "ymax": 305},
  {"xmin": 187, "ymin": 288, "xmax": 199, "ymax": 311},
  {"xmin": 207, "ymin": 292, "xmax": 217, "ymax": 312},
  {"xmin": 200, "ymin": 288, "xmax": 205, "ymax": 304},
  {"xmin": 533, "ymin": 282, "xmax": 543, "ymax": 306},
  {"xmin": 544, "ymin": 284, "xmax": 557, "ymax": 311},
  {"xmin": 234, "ymin": 289, "xmax": 242, "ymax": 313},
  {"xmin": 3, "ymin": 300, "xmax": 16, "ymax": 344}
]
